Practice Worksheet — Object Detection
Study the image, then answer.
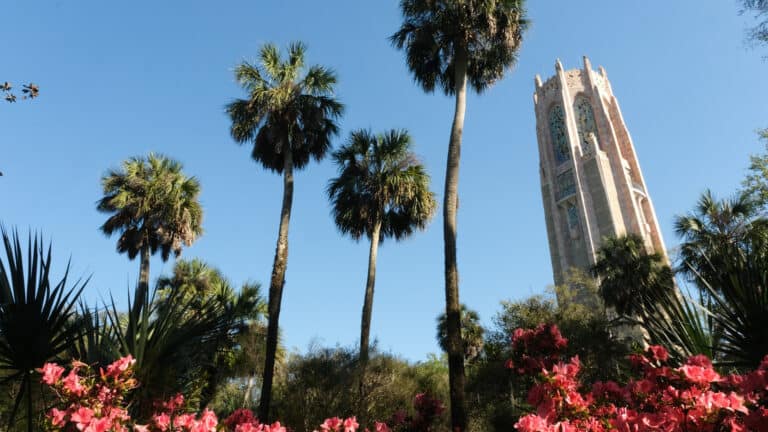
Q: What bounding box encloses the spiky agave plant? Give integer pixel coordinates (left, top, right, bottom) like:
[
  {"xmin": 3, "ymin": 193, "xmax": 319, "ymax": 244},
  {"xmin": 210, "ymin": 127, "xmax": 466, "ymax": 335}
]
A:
[
  {"xmin": 106, "ymin": 283, "xmax": 239, "ymax": 419},
  {"xmin": 641, "ymin": 230, "xmax": 768, "ymax": 369},
  {"xmin": 0, "ymin": 227, "xmax": 86, "ymax": 432}
]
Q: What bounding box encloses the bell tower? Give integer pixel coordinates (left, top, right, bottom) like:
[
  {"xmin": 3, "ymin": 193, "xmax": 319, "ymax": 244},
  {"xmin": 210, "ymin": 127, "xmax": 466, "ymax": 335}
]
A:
[{"xmin": 534, "ymin": 57, "xmax": 667, "ymax": 285}]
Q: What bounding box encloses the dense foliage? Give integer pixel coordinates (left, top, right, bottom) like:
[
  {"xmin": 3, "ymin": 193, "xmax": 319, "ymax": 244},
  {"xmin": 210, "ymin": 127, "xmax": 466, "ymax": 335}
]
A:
[{"xmin": 272, "ymin": 346, "xmax": 448, "ymax": 432}]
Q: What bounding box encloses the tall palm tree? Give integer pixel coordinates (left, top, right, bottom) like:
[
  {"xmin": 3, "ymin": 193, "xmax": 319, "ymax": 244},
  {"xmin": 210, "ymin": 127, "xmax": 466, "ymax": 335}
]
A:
[
  {"xmin": 327, "ymin": 129, "xmax": 436, "ymax": 420},
  {"xmin": 391, "ymin": 2, "xmax": 528, "ymax": 428},
  {"xmin": 0, "ymin": 228, "xmax": 85, "ymax": 432},
  {"xmin": 591, "ymin": 234, "xmax": 674, "ymax": 320},
  {"xmin": 226, "ymin": 42, "xmax": 343, "ymax": 421},
  {"xmin": 97, "ymin": 154, "xmax": 203, "ymax": 313}
]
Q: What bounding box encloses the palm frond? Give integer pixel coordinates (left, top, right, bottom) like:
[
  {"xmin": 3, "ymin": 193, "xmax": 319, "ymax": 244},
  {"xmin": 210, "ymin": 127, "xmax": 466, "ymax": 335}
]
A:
[
  {"xmin": 328, "ymin": 129, "xmax": 436, "ymax": 243},
  {"xmin": 228, "ymin": 43, "xmax": 343, "ymax": 173},
  {"xmin": 392, "ymin": 0, "xmax": 529, "ymax": 95}
]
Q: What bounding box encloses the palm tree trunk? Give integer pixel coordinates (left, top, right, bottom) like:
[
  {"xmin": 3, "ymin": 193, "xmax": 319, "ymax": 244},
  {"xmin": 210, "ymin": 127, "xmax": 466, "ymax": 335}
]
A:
[
  {"xmin": 258, "ymin": 146, "xmax": 294, "ymax": 422},
  {"xmin": 243, "ymin": 374, "xmax": 256, "ymax": 407},
  {"xmin": 358, "ymin": 220, "xmax": 382, "ymax": 426},
  {"xmin": 134, "ymin": 245, "xmax": 151, "ymax": 313},
  {"xmin": 444, "ymin": 47, "xmax": 468, "ymax": 432}
]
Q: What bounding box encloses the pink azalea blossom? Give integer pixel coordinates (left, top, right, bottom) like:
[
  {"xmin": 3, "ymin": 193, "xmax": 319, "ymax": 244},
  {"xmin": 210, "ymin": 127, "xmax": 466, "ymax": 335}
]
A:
[
  {"xmin": 343, "ymin": 416, "xmax": 359, "ymax": 432},
  {"xmin": 39, "ymin": 362, "xmax": 65, "ymax": 385}
]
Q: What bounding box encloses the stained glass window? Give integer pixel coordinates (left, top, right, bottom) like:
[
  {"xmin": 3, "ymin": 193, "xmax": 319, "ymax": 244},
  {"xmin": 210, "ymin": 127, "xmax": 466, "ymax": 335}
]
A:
[
  {"xmin": 548, "ymin": 105, "xmax": 570, "ymax": 164},
  {"xmin": 566, "ymin": 203, "xmax": 579, "ymax": 230},
  {"xmin": 556, "ymin": 170, "xmax": 576, "ymax": 201},
  {"xmin": 574, "ymin": 96, "xmax": 599, "ymax": 153}
]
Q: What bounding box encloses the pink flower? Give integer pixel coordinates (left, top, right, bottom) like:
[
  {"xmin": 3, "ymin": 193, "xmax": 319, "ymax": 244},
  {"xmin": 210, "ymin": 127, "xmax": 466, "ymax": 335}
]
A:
[
  {"xmin": 374, "ymin": 422, "xmax": 390, "ymax": 432},
  {"xmin": 343, "ymin": 416, "xmax": 359, "ymax": 432},
  {"xmin": 48, "ymin": 407, "xmax": 66, "ymax": 426},
  {"xmin": 514, "ymin": 414, "xmax": 551, "ymax": 432},
  {"xmin": 174, "ymin": 413, "xmax": 195, "ymax": 429},
  {"xmin": 679, "ymin": 364, "xmax": 721, "ymax": 386},
  {"xmin": 264, "ymin": 421, "xmax": 286, "ymax": 432},
  {"xmin": 70, "ymin": 406, "xmax": 94, "ymax": 429},
  {"xmin": 646, "ymin": 345, "xmax": 669, "ymax": 363},
  {"xmin": 198, "ymin": 409, "xmax": 218, "ymax": 431},
  {"xmin": 102, "ymin": 355, "xmax": 135, "ymax": 379},
  {"xmin": 321, "ymin": 417, "xmax": 342, "ymax": 432},
  {"xmin": 83, "ymin": 417, "xmax": 112, "ymax": 432},
  {"xmin": 153, "ymin": 413, "xmax": 171, "ymax": 431},
  {"xmin": 133, "ymin": 426, "xmax": 149, "ymax": 432},
  {"xmin": 62, "ymin": 369, "xmax": 87, "ymax": 397},
  {"xmin": 39, "ymin": 362, "xmax": 65, "ymax": 385}
]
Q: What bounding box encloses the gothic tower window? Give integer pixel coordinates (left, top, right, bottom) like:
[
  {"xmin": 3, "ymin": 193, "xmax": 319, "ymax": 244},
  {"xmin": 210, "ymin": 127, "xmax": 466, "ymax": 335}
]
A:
[
  {"xmin": 574, "ymin": 96, "xmax": 599, "ymax": 154},
  {"xmin": 566, "ymin": 203, "xmax": 580, "ymax": 239},
  {"xmin": 548, "ymin": 105, "xmax": 570, "ymax": 164},
  {"xmin": 556, "ymin": 170, "xmax": 576, "ymax": 201}
]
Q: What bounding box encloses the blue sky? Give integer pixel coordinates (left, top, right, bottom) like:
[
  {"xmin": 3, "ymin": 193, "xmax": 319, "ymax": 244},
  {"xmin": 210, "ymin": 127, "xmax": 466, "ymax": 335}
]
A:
[{"xmin": 2, "ymin": 1, "xmax": 767, "ymax": 362}]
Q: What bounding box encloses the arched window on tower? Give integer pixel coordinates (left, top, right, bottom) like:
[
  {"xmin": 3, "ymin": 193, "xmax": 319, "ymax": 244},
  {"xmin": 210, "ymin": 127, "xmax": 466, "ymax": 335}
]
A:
[
  {"xmin": 574, "ymin": 96, "xmax": 599, "ymax": 154},
  {"xmin": 566, "ymin": 202, "xmax": 581, "ymax": 239},
  {"xmin": 548, "ymin": 105, "xmax": 570, "ymax": 165}
]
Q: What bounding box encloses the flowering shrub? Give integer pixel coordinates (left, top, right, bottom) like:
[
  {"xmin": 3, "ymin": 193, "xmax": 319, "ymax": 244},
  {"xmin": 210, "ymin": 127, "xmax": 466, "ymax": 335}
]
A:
[
  {"xmin": 40, "ymin": 357, "xmax": 425, "ymax": 432},
  {"xmin": 508, "ymin": 324, "xmax": 768, "ymax": 431},
  {"xmin": 384, "ymin": 393, "xmax": 445, "ymax": 432},
  {"xmin": 40, "ymin": 357, "xmax": 135, "ymax": 431},
  {"xmin": 505, "ymin": 323, "xmax": 568, "ymax": 375},
  {"xmin": 39, "ymin": 358, "xmax": 287, "ymax": 432}
]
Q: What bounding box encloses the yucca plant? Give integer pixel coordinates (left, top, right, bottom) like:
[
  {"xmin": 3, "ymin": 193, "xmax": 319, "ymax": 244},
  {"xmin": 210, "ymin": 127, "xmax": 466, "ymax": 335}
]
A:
[
  {"xmin": 106, "ymin": 283, "xmax": 238, "ymax": 419},
  {"xmin": 641, "ymin": 192, "xmax": 768, "ymax": 369},
  {"xmin": 640, "ymin": 282, "xmax": 716, "ymax": 364},
  {"xmin": 66, "ymin": 304, "xmax": 118, "ymax": 368},
  {"xmin": 0, "ymin": 228, "xmax": 86, "ymax": 432},
  {"xmin": 641, "ymin": 258, "xmax": 768, "ymax": 370}
]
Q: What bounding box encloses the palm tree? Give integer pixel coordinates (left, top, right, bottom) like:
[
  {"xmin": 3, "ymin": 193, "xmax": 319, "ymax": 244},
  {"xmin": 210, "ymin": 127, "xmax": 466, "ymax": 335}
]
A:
[
  {"xmin": 391, "ymin": 2, "xmax": 529, "ymax": 428},
  {"xmin": 327, "ymin": 129, "xmax": 436, "ymax": 420},
  {"xmin": 436, "ymin": 304, "xmax": 484, "ymax": 363},
  {"xmin": 226, "ymin": 42, "xmax": 343, "ymax": 421},
  {"xmin": 674, "ymin": 190, "xmax": 764, "ymax": 288},
  {"xmin": 155, "ymin": 259, "xmax": 266, "ymax": 410},
  {"xmin": 97, "ymin": 153, "xmax": 203, "ymax": 313},
  {"xmin": 647, "ymin": 190, "xmax": 768, "ymax": 369},
  {"xmin": 0, "ymin": 228, "xmax": 85, "ymax": 432},
  {"xmin": 591, "ymin": 234, "xmax": 675, "ymax": 320},
  {"xmin": 738, "ymin": 0, "xmax": 768, "ymax": 47}
]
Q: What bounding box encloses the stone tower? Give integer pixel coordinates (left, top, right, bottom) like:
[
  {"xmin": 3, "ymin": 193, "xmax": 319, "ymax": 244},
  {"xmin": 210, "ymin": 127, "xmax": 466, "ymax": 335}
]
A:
[{"xmin": 534, "ymin": 57, "xmax": 667, "ymax": 285}]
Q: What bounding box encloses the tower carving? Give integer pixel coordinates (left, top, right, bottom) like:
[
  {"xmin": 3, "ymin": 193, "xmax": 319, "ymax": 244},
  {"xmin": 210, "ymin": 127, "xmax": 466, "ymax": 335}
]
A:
[{"xmin": 534, "ymin": 57, "xmax": 667, "ymax": 285}]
